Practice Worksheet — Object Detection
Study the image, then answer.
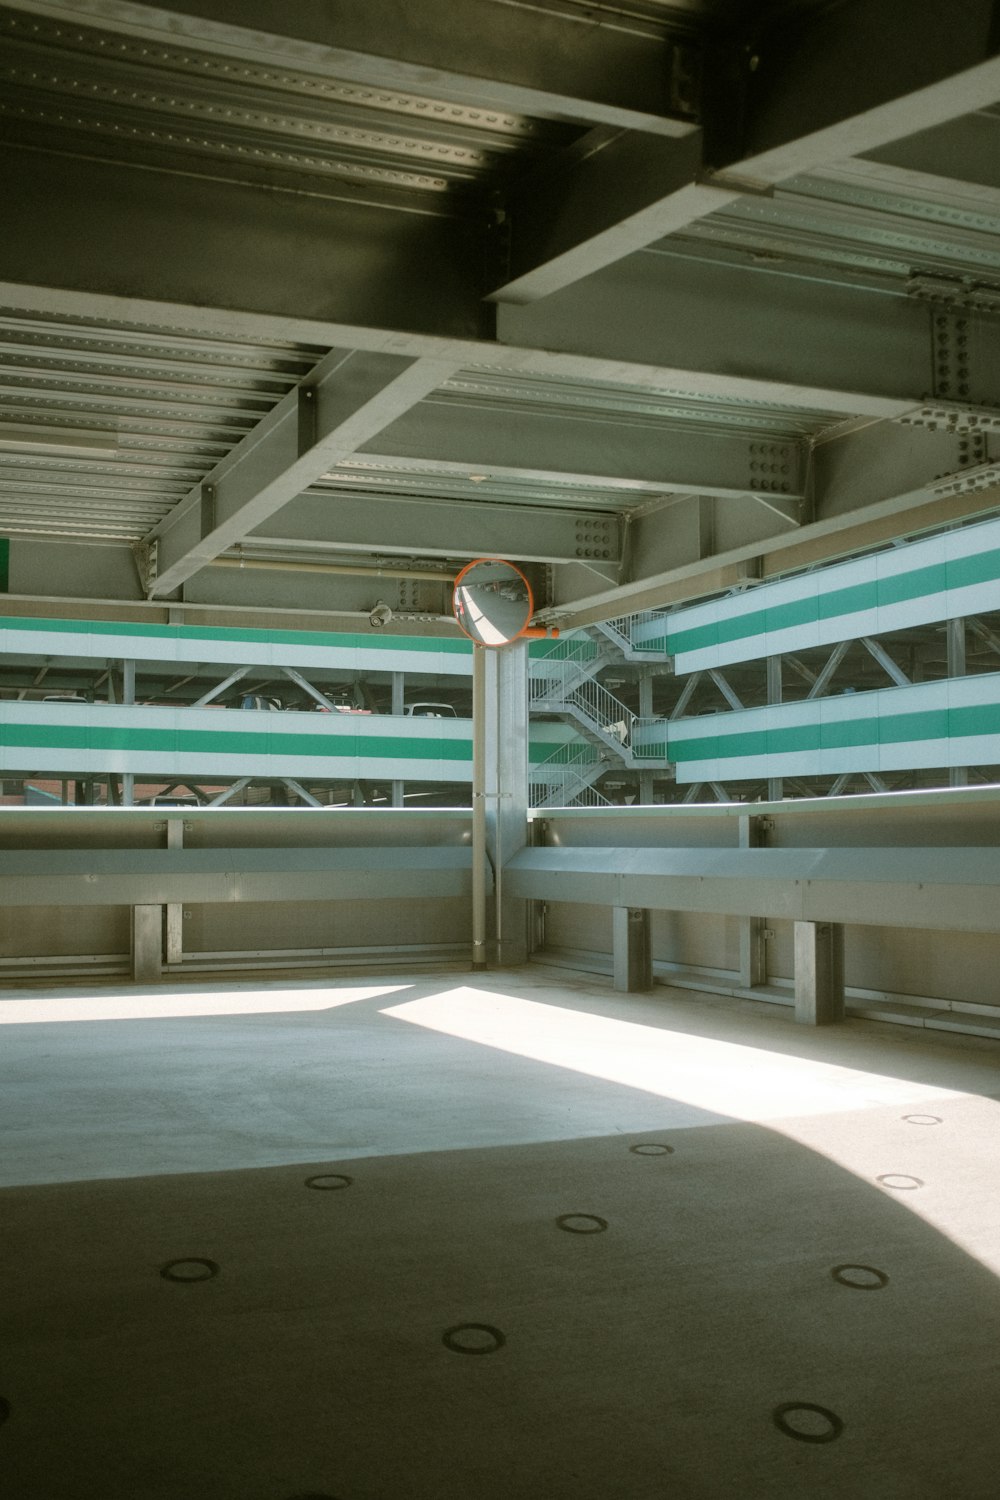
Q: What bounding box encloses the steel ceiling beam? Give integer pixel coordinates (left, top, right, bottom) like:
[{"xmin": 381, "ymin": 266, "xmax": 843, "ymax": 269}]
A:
[
  {"xmin": 252, "ymin": 492, "xmax": 622, "ymax": 570},
  {"xmin": 353, "ymin": 399, "xmax": 806, "ymax": 498},
  {"xmin": 147, "ymin": 351, "xmax": 459, "ymax": 597},
  {"xmin": 542, "ymin": 420, "xmax": 1000, "ymax": 625},
  {"xmin": 496, "ymin": 250, "xmax": 950, "ymax": 414},
  {"xmin": 0, "ymin": 147, "xmax": 487, "ymax": 342},
  {"xmin": 489, "ymin": 0, "xmax": 1000, "ymax": 301},
  {"xmin": 0, "ymin": 0, "xmax": 700, "ymax": 136}
]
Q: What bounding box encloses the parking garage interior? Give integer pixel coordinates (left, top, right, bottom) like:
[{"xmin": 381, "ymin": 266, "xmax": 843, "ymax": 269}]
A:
[{"xmin": 2, "ymin": 3, "xmax": 1000, "ymax": 1497}]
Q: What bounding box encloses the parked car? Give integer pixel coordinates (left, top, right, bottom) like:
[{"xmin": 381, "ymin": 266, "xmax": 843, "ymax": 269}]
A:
[
  {"xmin": 238, "ymin": 693, "xmax": 282, "ymax": 711},
  {"xmin": 404, "ymin": 702, "xmax": 458, "ymax": 718}
]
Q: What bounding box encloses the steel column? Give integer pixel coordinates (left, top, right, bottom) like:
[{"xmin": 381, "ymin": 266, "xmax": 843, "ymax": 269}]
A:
[
  {"xmin": 485, "ymin": 640, "xmax": 530, "ymax": 966},
  {"xmin": 471, "ymin": 643, "xmax": 488, "ymax": 971}
]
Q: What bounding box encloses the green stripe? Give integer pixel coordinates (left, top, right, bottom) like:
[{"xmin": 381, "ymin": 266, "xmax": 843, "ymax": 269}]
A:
[
  {"xmin": 0, "ymin": 721, "xmax": 572, "ymax": 765},
  {"xmin": 0, "ymin": 725, "xmax": 473, "ymax": 761},
  {"xmin": 0, "ymin": 539, "xmax": 8, "ymax": 593},
  {"xmin": 0, "ymin": 615, "xmax": 471, "ymax": 654},
  {"xmin": 669, "ymin": 700, "xmax": 1000, "ymax": 763},
  {"xmin": 665, "ymin": 547, "xmax": 1000, "ymax": 657}
]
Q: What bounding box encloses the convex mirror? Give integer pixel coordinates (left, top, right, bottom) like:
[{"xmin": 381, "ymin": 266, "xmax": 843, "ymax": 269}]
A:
[{"xmin": 452, "ymin": 558, "xmax": 534, "ymax": 646}]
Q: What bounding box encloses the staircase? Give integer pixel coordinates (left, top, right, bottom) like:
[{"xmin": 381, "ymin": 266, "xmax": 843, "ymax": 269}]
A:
[
  {"xmin": 527, "ymin": 628, "xmax": 672, "ymax": 806},
  {"xmin": 529, "ymin": 741, "xmax": 611, "ymax": 809},
  {"xmin": 591, "ymin": 611, "xmax": 671, "ymax": 659},
  {"xmin": 529, "ymin": 636, "xmax": 637, "ymax": 766}
]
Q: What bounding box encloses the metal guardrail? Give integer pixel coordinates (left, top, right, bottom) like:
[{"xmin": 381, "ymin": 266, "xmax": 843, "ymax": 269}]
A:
[
  {"xmin": 529, "ymin": 741, "xmax": 610, "ymax": 808},
  {"xmin": 593, "ymin": 611, "xmax": 671, "ymax": 655},
  {"xmin": 630, "ymin": 716, "xmax": 670, "ymax": 762}
]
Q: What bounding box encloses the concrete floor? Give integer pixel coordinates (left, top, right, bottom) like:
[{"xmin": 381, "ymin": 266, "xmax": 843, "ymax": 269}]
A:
[{"xmin": 1, "ymin": 965, "xmax": 999, "ymax": 1499}]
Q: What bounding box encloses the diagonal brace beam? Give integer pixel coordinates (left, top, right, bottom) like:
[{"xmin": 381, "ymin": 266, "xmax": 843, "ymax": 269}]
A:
[
  {"xmin": 148, "ymin": 350, "xmax": 458, "ymax": 597},
  {"xmin": 861, "ymin": 636, "xmax": 911, "ymax": 687}
]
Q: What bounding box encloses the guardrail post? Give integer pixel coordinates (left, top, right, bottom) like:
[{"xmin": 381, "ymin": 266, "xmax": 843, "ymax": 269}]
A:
[
  {"xmin": 613, "ymin": 906, "xmax": 652, "ymax": 992},
  {"xmin": 132, "ymin": 904, "xmax": 163, "ymax": 983},
  {"xmin": 793, "ymin": 921, "xmax": 844, "ymax": 1024}
]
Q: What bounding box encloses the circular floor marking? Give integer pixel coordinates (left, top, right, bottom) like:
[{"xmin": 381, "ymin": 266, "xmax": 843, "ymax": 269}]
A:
[
  {"xmin": 629, "ymin": 1143, "xmax": 674, "ymax": 1156},
  {"xmin": 903, "ymin": 1113, "xmax": 942, "ymax": 1125},
  {"xmin": 773, "ymin": 1402, "xmax": 844, "ymax": 1443},
  {"xmin": 160, "ymin": 1258, "xmax": 220, "ymax": 1283},
  {"xmin": 831, "ymin": 1263, "xmax": 889, "ymax": 1291},
  {"xmin": 442, "ymin": 1323, "xmax": 506, "ymax": 1355},
  {"xmin": 877, "ymin": 1173, "xmax": 924, "ymax": 1191},
  {"xmin": 305, "ymin": 1174, "xmax": 353, "ymax": 1191},
  {"xmin": 556, "ymin": 1213, "xmax": 608, "ymax": 1234}
]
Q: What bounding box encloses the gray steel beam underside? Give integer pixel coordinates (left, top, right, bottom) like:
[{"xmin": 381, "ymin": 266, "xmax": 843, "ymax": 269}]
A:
[
  {"xmin": 490, "ymin": 1, "xmax": 1000, "ymax": 300},
  {"xmin": 0, "ymin": 0, "xmax": 999, "ymax": 628},
  {"xmin": 148, "ymin": 351, "xmax": 460, "ymax": 596},
  {"xmin": 0, "ymin": 0, "xmax": 700, "ymax": 136}
]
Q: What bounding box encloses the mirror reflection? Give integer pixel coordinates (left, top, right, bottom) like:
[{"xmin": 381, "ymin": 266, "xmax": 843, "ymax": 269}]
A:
[{"xmin": 453, "ymin": 559, "xmax": 533, "ymax": 647}]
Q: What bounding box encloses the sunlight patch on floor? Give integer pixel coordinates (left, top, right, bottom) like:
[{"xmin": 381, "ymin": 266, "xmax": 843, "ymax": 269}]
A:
[
  {"xmin": 0, "ymin": 981, "xmax": 412, "ymax": 1024},
  {"xmin": 381, "ymin": 985, "xmax": 965, "ymax": 1123}
]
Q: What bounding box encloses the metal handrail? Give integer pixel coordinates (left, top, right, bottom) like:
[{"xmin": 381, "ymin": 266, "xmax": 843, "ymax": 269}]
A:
[
  {"xmin": 564, "ymin": 677, "xmax": 636, "ymax": 746},
  {"xmin": 529, "ymin": 740, "xmax": 609, "ymax": 807},
  {"xmin": 630, "ymin": 716, "xmax": 671, "ymax": 762}
]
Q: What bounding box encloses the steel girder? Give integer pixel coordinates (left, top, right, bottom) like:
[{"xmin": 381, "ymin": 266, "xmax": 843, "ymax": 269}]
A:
[
  {"xmin": 0, "ymin": 0, "xmax": 999, "ymax": 630},
  {"xmin": 0, "ymin": 0, "xmax": 701, "ymax": 136},
  {"xmin": 147, "ymin": 351, "xmax": 460, "ymax": 596}
]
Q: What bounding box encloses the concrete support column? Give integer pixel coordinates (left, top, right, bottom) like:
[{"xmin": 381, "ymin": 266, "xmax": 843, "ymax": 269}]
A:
[
  {"xmin": 613, "ymin": 906, "xmax": 652, "ymax": 992},
  {"xmin": 793, "ymin": 920, "xmax": 844, "ymax": 1025},
  {"xmin": 484, "ymin": 641, "xmax": 530, "ymax": 966},
  {"xmin": 132, "ymin": 904, "xmax": 163, "ymax": 983}
]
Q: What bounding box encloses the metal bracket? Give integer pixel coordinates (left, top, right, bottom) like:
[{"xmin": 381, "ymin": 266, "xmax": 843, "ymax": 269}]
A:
[
  {"xmin": 906, "ymin": 272, "xmax": 1000, "ymax": 317},
  {"xmin": 929, "ymin": 460, "xmax": 1000, "ymax": 498},
  {"xmin": 897, "ymin": 402, "xmax": 1000, "ymax": 435},
  {"xmin": 131, "ymin": 538, "xmax": 158, "ymax": 597}
]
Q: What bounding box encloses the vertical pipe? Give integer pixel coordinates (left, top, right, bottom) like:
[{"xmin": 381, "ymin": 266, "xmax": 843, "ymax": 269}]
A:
[
  {"xmin": 122, "ymin": 658, "xmax": 136, "ymax": 806},
  {"xmin": 766, "ymin": 655, "xmax": 783, "ymax": 802},
  {"xmin": 472, "ymin": 643, "xmax": 488, "ymax": 971},
  {"xmin": 391, "ymin": 671, "xmax": 405, "ymax": 807}
]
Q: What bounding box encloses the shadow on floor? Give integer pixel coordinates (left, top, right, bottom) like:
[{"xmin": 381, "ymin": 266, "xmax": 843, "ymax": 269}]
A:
[{"xmin": 2, "ymin": 1118, "xmax": 1000, "ymax": 1500}]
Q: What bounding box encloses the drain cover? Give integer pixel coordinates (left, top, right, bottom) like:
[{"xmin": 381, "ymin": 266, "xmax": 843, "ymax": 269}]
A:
[
  {"xmin": 773, "ymin": 1402, "xmax": 844, "ymax": 1443},
  {"xmin": 160, "ymin": 1258, "xmax": 220, "ymax": 1283},
  {"xmin": 442, "ymin": 1324, "xmax": 505, "ymax": 1355}
]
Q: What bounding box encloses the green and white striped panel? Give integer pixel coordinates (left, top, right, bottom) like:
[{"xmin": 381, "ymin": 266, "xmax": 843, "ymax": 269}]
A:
[
  {"xmin": 0, "ymin": 616, "xmax": 474, "ymax": 676},
  {"xmin": 654, "ymin": 671, "xmax": 1000, "ymax": 783},
  {"xmin": 0, "ymin": 702, "xmax": 578, "ymax": 781},
  {"xmin": 633, "ymin": 514, "xmax": 1000, "ymax": 672}
]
